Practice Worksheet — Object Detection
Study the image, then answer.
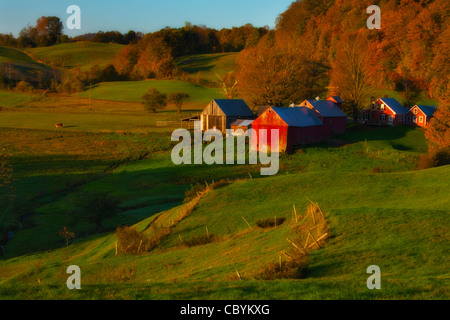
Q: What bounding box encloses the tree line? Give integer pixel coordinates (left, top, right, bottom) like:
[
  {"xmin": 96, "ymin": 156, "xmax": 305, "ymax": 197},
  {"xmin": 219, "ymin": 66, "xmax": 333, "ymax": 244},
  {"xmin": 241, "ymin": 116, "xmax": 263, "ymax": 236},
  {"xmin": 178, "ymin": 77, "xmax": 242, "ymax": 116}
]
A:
[{"xmin": 233, "ymin": 0, "xmax": 448, "ymax": 115}]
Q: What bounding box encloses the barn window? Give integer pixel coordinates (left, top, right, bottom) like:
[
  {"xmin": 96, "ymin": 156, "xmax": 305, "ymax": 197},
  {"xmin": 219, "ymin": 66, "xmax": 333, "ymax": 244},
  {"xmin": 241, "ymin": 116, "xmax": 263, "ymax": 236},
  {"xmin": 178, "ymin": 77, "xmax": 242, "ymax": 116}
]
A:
[
  {"xmin": 414, "ymin": 108, "xmax": 418, "ymax": 114},
  {"xmin": 413, "ymin": 116, "xmax": 417, "ymax": 123},
  {"xmin": 419, "ymin": 116, "xmax": 424, "ymax": 123},
  {"xmin": 381, "ymin": 114, "xmax": 386, "ymax": 122},
  {"xmin": 381, "ymin": 104, "xmax": 385, "ymax": 111}
]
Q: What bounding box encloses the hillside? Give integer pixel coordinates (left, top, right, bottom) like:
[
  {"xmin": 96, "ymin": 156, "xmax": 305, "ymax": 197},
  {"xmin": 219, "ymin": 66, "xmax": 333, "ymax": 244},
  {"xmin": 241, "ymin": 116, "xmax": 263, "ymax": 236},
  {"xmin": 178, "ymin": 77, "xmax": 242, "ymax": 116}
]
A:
[
  {"xmin": 0, "ymin": 125, "xmax": 448, "ymax": 300},
  {"xmin": 26, "ymin": 42, "xmax": 124, "ymax": 71},
  {"xmin": 176, "ymin": 53, "xmax": 239, "ymax": 82},
  {"xmin": 76, "ymin": 80, "xmax": 223, "ymax": 108},
  {"xmin": 0, "ymin": 46, "xmax": 56, "ymax": 84}
]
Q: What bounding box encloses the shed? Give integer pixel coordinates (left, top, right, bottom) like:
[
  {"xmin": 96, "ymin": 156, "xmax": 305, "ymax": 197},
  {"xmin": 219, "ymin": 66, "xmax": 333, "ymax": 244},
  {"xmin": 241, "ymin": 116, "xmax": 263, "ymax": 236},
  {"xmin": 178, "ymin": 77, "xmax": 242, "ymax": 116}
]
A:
[
  {"xmin": 230, "ymin": 119, "xmax": 254, "ymax": 132},
  {"xmin": 299, "ymin": 99, "xmax": 348, "ymax": 137},
  {"xmin": 251, "ymin": 107, "xmax": 323, "ymax": 152},
  {"xmin": 200, "ymin": 99, "xmax": 256, "ymax": 133}
]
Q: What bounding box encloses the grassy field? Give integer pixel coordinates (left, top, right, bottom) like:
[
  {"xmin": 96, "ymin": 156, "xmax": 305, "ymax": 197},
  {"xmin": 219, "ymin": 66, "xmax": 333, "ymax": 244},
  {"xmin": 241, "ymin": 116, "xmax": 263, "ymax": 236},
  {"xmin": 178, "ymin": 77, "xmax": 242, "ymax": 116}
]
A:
[
  {"xmin": 0, "ymin": 46, "xmax": 56, "ymax": 83},
  {"xmin": 176, "ymin": 53, "xmax": 239, "ymax": 82},
  {"xmin": 0, "ymin": 120, "xmax": 448, "ymax": 299},
  {"xmin": 76, "ymin": 80, "xmax": 223, "ymax": 108},
  {"xmin": 0, "ymin": 44, "xmax": 447, "ymax": 300},
  {"xmin": 26, "ymin": 42, "xmax": 124, "ymax": 71}
]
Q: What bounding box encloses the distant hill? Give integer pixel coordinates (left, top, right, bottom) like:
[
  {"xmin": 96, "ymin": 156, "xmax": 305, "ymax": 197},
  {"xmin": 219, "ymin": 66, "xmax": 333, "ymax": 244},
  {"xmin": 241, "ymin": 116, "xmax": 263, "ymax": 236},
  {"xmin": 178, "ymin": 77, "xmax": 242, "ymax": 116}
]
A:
[
  {"xmin": 175, "ymin": 52, "xmax": 239, "ymax": 82},
  {"xmin": 26, "ymin": 42, "xmax": 124, "ymax": 71},
  {"xmin": 0, "ymin": 46, "xmax": 57, "ymax": 85},
  {"xmin": 77, "ymin": 80, "xmax": 223, "ymax": 107}
]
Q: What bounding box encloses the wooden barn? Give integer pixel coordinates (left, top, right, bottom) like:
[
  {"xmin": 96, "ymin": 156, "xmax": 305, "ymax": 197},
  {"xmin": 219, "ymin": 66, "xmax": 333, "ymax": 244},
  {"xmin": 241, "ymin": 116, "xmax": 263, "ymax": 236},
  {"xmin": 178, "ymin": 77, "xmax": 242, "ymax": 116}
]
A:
[
  {"xmin": 200, "ymin": 99, "xmax": 256, "ymax": 133},
  {"xmin": 298, "ymin": 98, "xmax": 348, "ymax": 138},
  {"xmin": 406, "ymin": 105, "xmax": 437, "ymax": 127},
  {"xmin": 362, "ymin": 98, "xmax": 408, "ymax": 126},
  {"xmin": 251, "ymin": 107, "xmax": 323, "ymax": 153}
]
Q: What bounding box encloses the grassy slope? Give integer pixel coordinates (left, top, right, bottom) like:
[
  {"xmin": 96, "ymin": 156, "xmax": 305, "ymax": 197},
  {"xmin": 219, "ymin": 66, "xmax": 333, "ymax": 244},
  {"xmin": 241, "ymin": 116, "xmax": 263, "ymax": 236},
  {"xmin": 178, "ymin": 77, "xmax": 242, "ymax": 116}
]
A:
[
  {"xmin": 26, "ymin": 42, "xmax": 124, "ymax": 71},
  {"xmin": 0, "ymin": 46, "xmax": 55, "ymax": 83},
  {"xmin": 176, "ymin": 53, "xmax": 239, "ymax": 82},
  {"xmin": 76, "ymin": 80, "xmax": 223, "ymax": 108},
  {"xmin": 0, "ymin": 126, "xmax": 447, "ymax": 300}
]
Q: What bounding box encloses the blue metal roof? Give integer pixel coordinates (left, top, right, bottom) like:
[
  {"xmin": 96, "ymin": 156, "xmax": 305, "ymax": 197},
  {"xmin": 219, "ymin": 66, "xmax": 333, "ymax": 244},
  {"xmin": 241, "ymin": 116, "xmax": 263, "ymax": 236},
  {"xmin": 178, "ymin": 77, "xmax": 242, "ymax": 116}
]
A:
[
  {"xmin": 306, "ymin": 100, "xmax": 348, "ymax": 118},
  {"xmin": 380, "ymin": 98, "xmax": 409, "ymax": 115},
  {"xmin": 271, "ymin": 107, "xmax": 323, "ymax": 127},
  {"xmin": 415, "ymin": 105, "xmax": 437, "ymax": 117},
  {"xmin": 213, "ymin": 99, "xmax": 255, "ymax": 117}
]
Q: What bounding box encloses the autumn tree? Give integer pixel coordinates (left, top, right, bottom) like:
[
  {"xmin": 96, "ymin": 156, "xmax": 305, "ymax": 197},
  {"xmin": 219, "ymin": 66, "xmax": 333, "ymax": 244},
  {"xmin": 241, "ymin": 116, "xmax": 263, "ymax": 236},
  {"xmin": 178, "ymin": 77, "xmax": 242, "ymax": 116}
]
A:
[
  {"xmin": 235, "ymin": 32, "xmax": 315, "ymax": 107},
  {"xmin": 168, "ymin": 92, "xmax": 190, "ymax": 114},
  {"xmin": 330, "ymin": 32, "xmax": 374, "ymax": 123},
  {"xmin": 36, "ymin": 16, "xmax": 63, "ymax": 46},
  {"xmin": 142, "ymin": 88, "xmax": 167, "ymax": 113},
  {"xmin": 132, "ymin": 36, "xmax": 177, "ymax": 79},
  {"xmin": 113, "ymin": 45, "xmax": 139, "ymax": 78},
  {"xmin": 425, "ymin": 97, "xmax": 450, "ymax": 154}
]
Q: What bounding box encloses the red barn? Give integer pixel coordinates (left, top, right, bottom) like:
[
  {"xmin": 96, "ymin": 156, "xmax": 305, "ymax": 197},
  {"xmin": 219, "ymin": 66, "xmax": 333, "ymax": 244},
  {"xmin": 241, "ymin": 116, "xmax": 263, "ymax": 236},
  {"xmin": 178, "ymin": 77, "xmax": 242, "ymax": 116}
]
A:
[
  {"xmin": 298, "ymin": 98, "xmax": 348, "ymax": 138},
  {"xmin": 362, "ymin": 98, "xmax": 408, "ymax": 126},
  {"xmin": 251, "ymin": 107, "xmax": 323, "ymax": 153},
  {"xmin": 406, "ymin": 105, "xmax": 437, "ymax": 127}
]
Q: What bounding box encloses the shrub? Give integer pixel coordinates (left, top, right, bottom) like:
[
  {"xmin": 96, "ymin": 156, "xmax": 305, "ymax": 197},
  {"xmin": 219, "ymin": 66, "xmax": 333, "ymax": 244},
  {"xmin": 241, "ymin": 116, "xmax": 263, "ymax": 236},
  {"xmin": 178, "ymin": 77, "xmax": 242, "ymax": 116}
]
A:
[
  {"xmin": 256, "ymin": 217, "xmax": 286, "ymax": 229},
  {"xmin": 15, "ymin": 81, "xmax": 33, "ymax": 92},
  {"xmin": 115, "ymin": 226, "xmax": 153, "ymax": 255},
  {"xmin": 417, "ymin": 147, "xmax": 450, "ymax": 170},
  {"xmin": 257, "ymin": 253, "xmax": 309, "ymax": 280},
  {"xmin": 370, "ymin": 167, "xmax": 391, "ymax": 173},
  {"xmin": 183, "ymin": 234, "xmax": 216, "ymax": 247}
]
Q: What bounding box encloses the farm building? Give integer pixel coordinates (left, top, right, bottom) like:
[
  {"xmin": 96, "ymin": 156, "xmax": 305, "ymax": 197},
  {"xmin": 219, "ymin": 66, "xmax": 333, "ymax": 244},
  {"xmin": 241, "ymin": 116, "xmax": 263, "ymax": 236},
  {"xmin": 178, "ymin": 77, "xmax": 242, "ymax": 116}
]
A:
[
  {"xmin": 230, "ymin": 119, "xmax": 254, "ymax": 132},
  {"xmin": 298, "ymin": 97, "xmax": 348, "ymax": 138},
  {"xmin": 406, "ymin": 105, "xmax": 437, "ymax": 127},
  {"xmin": 327, "ymin": 96, "xmax": 345, "ymax": 110},
  {"xmin": 361, "ymin": 98, "xmax": 409, "ymax": 126},
  {"xmin": 200, "ymin": 99, "xmax": 256, "ymax": 133},
  {"xmin": 251, "ymin": 107, "xmax": 323, "ymax": 153}
]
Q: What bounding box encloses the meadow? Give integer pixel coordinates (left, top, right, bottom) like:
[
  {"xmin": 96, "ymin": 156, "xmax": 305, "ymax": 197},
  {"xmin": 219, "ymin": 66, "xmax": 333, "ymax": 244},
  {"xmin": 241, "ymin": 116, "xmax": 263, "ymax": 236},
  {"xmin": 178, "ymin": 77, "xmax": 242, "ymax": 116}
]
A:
[
  {"xmin": 0, "ymin": 42, "xmax": 447, "ymax": 300},
  {"xmin": 26, "ymin": 42, "xmax": 124, "ymax": 71}
]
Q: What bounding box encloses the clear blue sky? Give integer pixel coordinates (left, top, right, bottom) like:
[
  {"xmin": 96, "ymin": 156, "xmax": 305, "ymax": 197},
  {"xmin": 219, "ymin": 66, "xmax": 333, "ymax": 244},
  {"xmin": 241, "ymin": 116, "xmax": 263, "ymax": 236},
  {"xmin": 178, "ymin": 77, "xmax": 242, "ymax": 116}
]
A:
[{"xmin": 0, "ymin": 0, "xmax": 293, "ymax": 37}]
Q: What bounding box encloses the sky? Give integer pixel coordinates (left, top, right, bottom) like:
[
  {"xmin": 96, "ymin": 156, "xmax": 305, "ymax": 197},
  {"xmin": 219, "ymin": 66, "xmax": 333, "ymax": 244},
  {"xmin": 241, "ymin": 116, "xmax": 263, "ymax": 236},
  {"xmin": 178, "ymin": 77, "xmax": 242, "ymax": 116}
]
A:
[{"xmin": 0, "ymin": 0, "xmax": 294, "ymax": 37}]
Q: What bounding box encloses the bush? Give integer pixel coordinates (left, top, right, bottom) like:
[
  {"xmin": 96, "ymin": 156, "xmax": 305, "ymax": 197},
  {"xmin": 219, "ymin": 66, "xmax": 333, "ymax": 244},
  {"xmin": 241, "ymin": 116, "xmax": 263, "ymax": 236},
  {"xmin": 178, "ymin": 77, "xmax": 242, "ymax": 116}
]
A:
[
  {"xmin": 183, "ymin": 234, "xmax": 216, "ymax": 247},
  {"xmin": 257, "ymin": 253, "xmax": 309, "ymax": 280},
  {"xmin": 115, "ymin": 226, "xmax": 153, "ymax": 255},
  {"xmin": 256, "ymin": 217, "xmax": 286, "ymax": 229},
  {"xmin": 15, "ymin": 81, "xmax": 33, "ymax": 92},
  {"xmin": 417, "ymin": 147, "xmax": 450, "ymax": 170},
  {"xmin": 370, "ymin": 167, "xmax": 391, "ymax": 173}
]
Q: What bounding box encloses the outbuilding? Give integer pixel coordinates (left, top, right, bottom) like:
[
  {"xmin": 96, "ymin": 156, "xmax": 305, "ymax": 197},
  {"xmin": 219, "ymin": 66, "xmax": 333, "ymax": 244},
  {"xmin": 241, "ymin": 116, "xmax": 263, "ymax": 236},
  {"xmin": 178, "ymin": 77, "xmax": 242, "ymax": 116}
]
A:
[
  {"xmin": 200, "ymin": 99, "xmax": 256, "ymax": 133},
  {"xmin": 251, "ymin": 107, "xmax": 323, "ymax": 152},
  {"xmin": 298, "ymin": 98, "xmax": 348, "ymax": 138}
]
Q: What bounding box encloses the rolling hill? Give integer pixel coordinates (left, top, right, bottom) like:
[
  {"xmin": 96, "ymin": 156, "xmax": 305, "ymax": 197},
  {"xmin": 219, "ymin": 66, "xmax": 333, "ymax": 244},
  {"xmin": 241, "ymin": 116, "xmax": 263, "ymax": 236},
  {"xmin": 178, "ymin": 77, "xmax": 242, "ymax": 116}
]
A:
[
  {"xmin": 26, "ymin": 42, "xmax": 124, "ymax": 71},
  {"xmin": 0, "ymin": 46, "xmax": 57, "ymax": 84},
  {"xmin": 0, "ymin": 125, "xmax": 448, "ymax": 300},
  {"xmin": 76, "ymin": 80, "xmax": 223, "ymax": 107},
  {"xmin": 176, "ymin": 52, "xmax": 239, "ymax": 82}
]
